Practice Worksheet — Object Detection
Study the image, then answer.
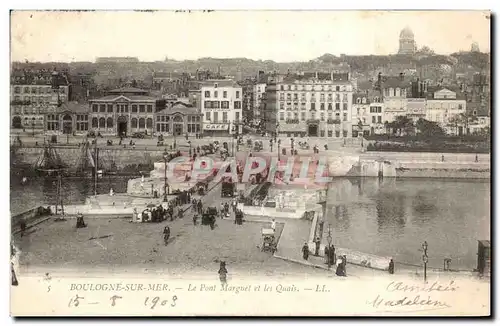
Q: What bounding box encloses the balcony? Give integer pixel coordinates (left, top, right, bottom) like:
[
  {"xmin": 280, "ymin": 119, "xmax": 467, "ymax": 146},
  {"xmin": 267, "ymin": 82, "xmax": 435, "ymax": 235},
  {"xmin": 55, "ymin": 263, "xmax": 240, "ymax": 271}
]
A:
[
  {"xmin": 306, "ymin": 119, "xmax": 320, "ymax": 124},
  {"xmin": 327, "ymin": 119, "xmax": 341, "ymax": 124},
  {"xmin": 285, "ymin": 119, "xmax": 299, "ymax": 124}
]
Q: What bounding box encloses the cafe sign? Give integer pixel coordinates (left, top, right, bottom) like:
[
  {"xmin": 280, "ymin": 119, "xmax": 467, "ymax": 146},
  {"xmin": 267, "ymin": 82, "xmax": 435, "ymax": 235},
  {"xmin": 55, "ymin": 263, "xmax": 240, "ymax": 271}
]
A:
[{"xmin": 203, "ymin": 124, "xmax": 229, "ymax": 131}]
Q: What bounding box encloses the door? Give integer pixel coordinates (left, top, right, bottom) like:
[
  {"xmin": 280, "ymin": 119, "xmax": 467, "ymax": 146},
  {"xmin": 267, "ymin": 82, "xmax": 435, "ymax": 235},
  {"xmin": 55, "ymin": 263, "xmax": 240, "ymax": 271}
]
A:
[
  {"xmin": 174, "ymin": 123, "xmax": 183, "ymax": 136},
  {"xmin": 308, "ymin": 124, "xmax": 318, "ymax": 137},
  {"xmin": 62, "ymin": 114, "xmax": 72, "ymax": 134},
  {"xmin": 117, "ymin": 116, "xmax": 128, "ymax": 137}
]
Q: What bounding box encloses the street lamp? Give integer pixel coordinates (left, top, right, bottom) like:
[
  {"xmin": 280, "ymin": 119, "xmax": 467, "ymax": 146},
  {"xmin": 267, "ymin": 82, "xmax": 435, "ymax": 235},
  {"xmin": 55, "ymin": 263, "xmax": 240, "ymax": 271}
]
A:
[
  {"xmin": 277, "ymin": 139, "xmax": 281, "ymax": 161},
  {"xmin": 422, "ymin": 241, "xmax": 428, "ymax": 282},
  {"xmin": 327, "ymin": 225, "xmax": 333, "ymax": 269},
  {"xmin": 163, "ymin": 152, "xmax": 169, "ymax": 202}
]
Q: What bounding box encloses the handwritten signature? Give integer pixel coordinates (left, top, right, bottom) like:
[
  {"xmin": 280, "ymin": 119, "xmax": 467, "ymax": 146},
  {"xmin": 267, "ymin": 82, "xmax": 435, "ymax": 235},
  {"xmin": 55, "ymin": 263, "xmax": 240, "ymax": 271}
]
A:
[
  {"xmin": 368, "ymin": 294, "xmax": 450, "ymax": 309},
  {"xmin": 386, "ymin": 281, "xmax": 458, "ymax": 293}
]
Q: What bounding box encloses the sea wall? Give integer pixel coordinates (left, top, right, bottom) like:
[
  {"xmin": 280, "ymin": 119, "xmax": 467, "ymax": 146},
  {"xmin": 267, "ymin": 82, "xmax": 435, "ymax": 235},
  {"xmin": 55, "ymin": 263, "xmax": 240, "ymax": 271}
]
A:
[
  {"xmin": 329, "ymin": 152, "xmax": 490, "ymax": 179},
  {"xmin": 13, "ymin": 146, "xmax": 167, "ymax": 171},
  {"xmin": 13, "ymin": 146, "xmax": 491, "ymax": 179}
]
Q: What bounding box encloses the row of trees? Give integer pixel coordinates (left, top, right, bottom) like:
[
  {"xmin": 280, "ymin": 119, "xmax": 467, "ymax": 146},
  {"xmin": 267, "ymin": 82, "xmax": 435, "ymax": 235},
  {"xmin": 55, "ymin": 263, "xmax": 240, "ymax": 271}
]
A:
[{"xmin": 360, "ymin": 113, "xmax": 485, "ymax": 138}]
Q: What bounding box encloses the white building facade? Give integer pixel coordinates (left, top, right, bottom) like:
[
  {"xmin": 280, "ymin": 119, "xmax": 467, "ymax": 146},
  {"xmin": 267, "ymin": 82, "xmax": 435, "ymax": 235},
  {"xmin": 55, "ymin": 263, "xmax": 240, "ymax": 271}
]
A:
[
  {"xmin": 201, "ymin": 80, "xmax": 243, "ymax": 136},
  {"xmin": 426, "ymin": 88, "xmax": 466, "ymax": 134},
  {"xmin": 274, "ymin": 72, "xmax": 354, "ymax": 138},
  {"xmin": 252, "ymin": 83, "xmax": 266, "ymax": 121}
]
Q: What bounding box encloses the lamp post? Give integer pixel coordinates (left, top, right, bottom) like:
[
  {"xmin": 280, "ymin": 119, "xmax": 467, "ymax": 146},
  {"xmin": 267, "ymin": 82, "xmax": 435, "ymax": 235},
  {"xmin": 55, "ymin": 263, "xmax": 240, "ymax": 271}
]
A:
[
  {"xmin": 327, "ymin": 225, "xmax": 333, "ymax": 269},
  {"xmin": 422, "ymin": 241, "xmax": 428, "ymax": 282},
  {"xmin": 277, "ymin": 139, "xmax": 281, "ymax": 161},
  {"xmin": 163, "ymin": 153, "xmax": 169, "ymax": 202},
  {"xmin": 31, "ymin": 121, "xmax": 35, "ymax": 137},
  {"xmin": 270, "ymin": 139, "xmax": 273, "ymax": 152}
]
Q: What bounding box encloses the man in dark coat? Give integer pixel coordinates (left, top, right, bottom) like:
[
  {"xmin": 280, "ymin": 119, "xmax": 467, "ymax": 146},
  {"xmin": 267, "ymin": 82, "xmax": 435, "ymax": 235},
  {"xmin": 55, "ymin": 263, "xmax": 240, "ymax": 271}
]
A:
[
  {"xmin": 163, "ymin": 226, "xmax": 170, "ymax": 245},
  {"xmin": 329, "ymin": 245, "xmax": 336, "ymax": 266},
  {"xmin": 302, "ymin": 243, "xmax": 309, "ymax": 260},
  {"xmin": 314, "ymin": 237, "xmax": 321, "ymax": 256},
  {"xmin": 388, "ymin": 259, "xmax": 395, "ymax": 274}
]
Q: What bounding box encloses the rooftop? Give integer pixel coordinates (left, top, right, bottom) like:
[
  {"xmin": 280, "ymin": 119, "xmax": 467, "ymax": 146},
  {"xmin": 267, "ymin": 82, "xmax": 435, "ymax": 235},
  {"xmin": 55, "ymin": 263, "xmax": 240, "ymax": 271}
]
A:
[
  {"xmin": 107, "ymin": 87, "xmax": 149, "ymax": 94},
  {"xmin": 55, "ymin": 102, "xmax": 89, "ymax": 113},
  {"xmin": 200, "ymin": 79, "xmax": 240, "ymax": 88},
  {"xmin": 91, "ymin": 94, "xmax": 157, "ymax": 102}
]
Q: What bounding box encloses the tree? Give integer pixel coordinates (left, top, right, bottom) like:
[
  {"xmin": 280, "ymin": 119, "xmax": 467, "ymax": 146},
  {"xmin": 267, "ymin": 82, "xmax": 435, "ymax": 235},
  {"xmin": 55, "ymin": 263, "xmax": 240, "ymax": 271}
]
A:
[
  {"xmin": 415, "ymin": 118, "xmax": 445, "ymax": 138},
  {"xmin": 392, "ymin": 116, "xmax": 414, "ymax": 136}
]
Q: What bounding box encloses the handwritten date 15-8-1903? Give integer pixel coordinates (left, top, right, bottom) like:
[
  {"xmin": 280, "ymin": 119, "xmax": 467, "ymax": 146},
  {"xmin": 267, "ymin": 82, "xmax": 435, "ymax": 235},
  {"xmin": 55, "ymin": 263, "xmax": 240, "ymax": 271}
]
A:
[{"xmin": 68, "ymin": 294, "xmax": 178, "ymax": 309}]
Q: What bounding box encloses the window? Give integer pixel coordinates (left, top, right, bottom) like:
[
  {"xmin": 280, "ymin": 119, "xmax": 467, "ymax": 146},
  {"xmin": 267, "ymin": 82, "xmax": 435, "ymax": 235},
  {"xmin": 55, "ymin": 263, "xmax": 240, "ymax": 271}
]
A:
[
  {"xmin": 222, "ymin": 112, "xmax": 228, "ymax": 122},
  {"xmin": 139, "ymin": 118, "xmax": 145, "ymax": 128},
  {"xmin": 320, "ymin": 112, "xmax": 325, "ymax": 121},
  {"xmin": 280, "ymin": 112, "xmax": 285, "ymax": 121},
  {"xmin": 336, "ymin": 86, "xmax": 340, "ymax": 91},
  {"xmin": 234, "ymin": 101, "xmax": 241, "ymax": 109},
  {"xmin": 301, "ymin": 112, "xmax": 306, "ymax": 121},
  {"xmin": 223, "ymin": 91, "xmax": 227, "ymax": 98},
  {"xmin": 356, "ymin": 98, "xmax": 361, "ymax": 104},
  {"xmin": 213, "ymin": 112, "xmax": 219, "ymax": 123},
  {"xmin": 205, "ymin": 112, "xmax": 211, "ymax": 120},
  {"xmin": 205, "ymin": 91, "xmax": 210, "ymax": 97},
  {"xmin": 335, "ymin": 131, "xmax": 340, "ymax": 137},
  {"xmin": 139, "ymin": 105, "xmax": 145, "ymax": 113},
  {"xmin": 106, "ymin": 117, "xmax": 113, "ymax": 128},
  {"xmin": 146, "ymin": 118, "xmax": 153, "ymax": 128},
  {"xmin": 131, "ymin": 118, "xmax": 138, "ymax": 129},
  {"xmin": 343, "ymin": 113, "xmax": 347, "ymax": 121},
  {"xmin": 280, "ymin": 103, "xmax": 285, "ymax": 110},
  {"xmin": 458, "ymin": 104, "xmax": 463, "ymax": 110},
  {"xmin": 236, "ymin": 91, "xmax": 240, "ymax": 99},
  {"xmin": 311, "ymin": 103, "xmax": 316, "ymax": 111},
  {"xmin": 343, "ymin": 103, "xmax": 348, "ymax": 111},
  {"xmin": 92, "ymin": 117, "xmax": 98, "ymax": 128},
  {"xmin": 343, "ymin": 94, "xmax": 348, "ymax": 102},
  {"xmin": 204, "ymin": 101, "xmax": 211, "ymax": 109},
  {"xmin": 335, "ymin": 103, "xmax": 340, "ymax": 110},
  {"xmin": 99, "ymin": 104, "xmax": 106, "ymax": 113},
  {"xmin": 132, "ymin": 105, "xmax": 138, "ymax": 113},
  {"xmin": 377, "ymin": 116, "xmax": 382, "ymax": 123},
  {"xmin": 107, "ymin": 104, "xmax": 113, "ymax": 113},
  {"xmin": 343, "ymin": 130, "xmax": 348, "ymax": 138},
  {"xmin": 235, "ymin": 112, "xmax": 240, "ymax": 122},
  {"xmin": 372, "ymin": 116, "xmax": 376, "ymax": 123},
  {"xmin": 328, "ymin": 103, "xmax": 332, "ymax": 110},
  {"xmin": 212, "ymin": 101, "xmax": 220, "ymax": 109},
  {"xmin": 221, "ymin": 101, "xmax": 229, "ymax": 109},
  {"xmin": 147, "ymin": 105, "xmax": 153, "ymax": 113},
  {"xmin": 14, "ymin": 87, "xmax": 20, "ymax": 94},
  {"xmin": 320, "ymin": 103, "xmax": 325, "ymax": 110},
  {"xmin": 99, "ymin": 117, "xmax": 105, "ymax": 128},
  {"xmin": 214, "ymin": 91, "xmax": 218, "ymax": 98}
]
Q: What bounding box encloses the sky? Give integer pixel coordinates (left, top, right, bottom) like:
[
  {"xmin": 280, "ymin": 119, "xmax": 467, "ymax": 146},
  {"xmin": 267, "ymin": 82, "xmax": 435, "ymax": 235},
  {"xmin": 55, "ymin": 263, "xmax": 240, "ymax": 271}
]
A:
[{"xmin": 10, "ymin": 10, "xmax": 491, "ymax": 63}]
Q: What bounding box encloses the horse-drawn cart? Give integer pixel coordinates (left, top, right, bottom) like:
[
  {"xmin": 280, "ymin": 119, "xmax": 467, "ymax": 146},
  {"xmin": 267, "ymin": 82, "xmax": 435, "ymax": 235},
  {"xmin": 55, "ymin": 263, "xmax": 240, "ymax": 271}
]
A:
[{"xmin": 261, "ymin": 228, "xmax": 277, "ymax": 253}]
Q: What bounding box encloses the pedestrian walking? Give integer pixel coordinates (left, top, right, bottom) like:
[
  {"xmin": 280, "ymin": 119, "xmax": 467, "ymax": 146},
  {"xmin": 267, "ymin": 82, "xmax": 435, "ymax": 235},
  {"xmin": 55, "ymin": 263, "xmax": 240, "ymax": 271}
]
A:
[
  {"xmin": 388, "ymin": 258, "xmax": 395, "ymax": 274},
  {"xmin": 441, "ymin": 154, "xmax": 445, "ymax": 162},
  {"xmin": 271, "ymin": 218, "xmax": 276, "ymax": 233},
  {"xmin": 218, "ymin": 261, "xmax": 228, "ymax": 286},
  {"xmin": 302, "ymin": 242, "xmax": 309, "ymax": 260},
  {"xmin": 314, "ymin": 237, "xmax": 321, "ymax": 256},
  {"xmin": 193, "ymin": 213, "xmax": 198, "ymax": 226},
  {"xmin": 475, "ymin": 154, "xmax": 479, "ymax": 162}
]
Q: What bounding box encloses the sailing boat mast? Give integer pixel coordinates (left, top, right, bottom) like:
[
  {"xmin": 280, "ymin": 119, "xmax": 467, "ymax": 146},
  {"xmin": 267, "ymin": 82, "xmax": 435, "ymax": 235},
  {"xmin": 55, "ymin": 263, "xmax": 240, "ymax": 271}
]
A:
[
  {"xmin": 94, "ymin": 141, "xmax": 98, "ymax": 196},
  {"xmin": 58, "ymin": 173, "xmax": 65, "ymax": 215}
]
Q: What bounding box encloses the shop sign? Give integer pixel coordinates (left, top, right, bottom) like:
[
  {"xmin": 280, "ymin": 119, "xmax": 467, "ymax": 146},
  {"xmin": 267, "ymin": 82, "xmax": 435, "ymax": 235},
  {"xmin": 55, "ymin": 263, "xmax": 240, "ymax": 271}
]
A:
[{"xmin": 203, "ymin": 124, "xmax": 229, "ymax": 130}]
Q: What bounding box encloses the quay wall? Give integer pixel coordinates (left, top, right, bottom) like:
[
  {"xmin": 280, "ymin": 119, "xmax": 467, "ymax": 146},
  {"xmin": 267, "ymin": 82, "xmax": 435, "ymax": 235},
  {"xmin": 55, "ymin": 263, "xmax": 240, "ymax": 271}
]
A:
[
  {"xmin": 329, "ymin": 152, "xmax": 490, "ymax": 179},
  {"xmin": 13, "ymin": 146, "xmax": 168, "ymax": 171},
  {"xmin": 13, "ymin": 146, "xmax": 490, "ymax": 179}
]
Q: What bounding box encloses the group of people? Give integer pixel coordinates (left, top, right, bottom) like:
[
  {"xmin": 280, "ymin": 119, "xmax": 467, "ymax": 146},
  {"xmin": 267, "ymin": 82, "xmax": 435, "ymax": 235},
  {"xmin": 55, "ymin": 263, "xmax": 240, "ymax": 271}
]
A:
[{"xmin": 301, "ymin": 242, "xmax": 347, "ymax": 277}]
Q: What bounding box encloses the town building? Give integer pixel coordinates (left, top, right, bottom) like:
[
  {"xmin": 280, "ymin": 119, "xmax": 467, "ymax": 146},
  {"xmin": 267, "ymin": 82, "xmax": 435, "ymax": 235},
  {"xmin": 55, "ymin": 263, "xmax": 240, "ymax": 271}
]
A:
[
  {"xmin": 200, "ymin": 80, "xmax": 243, "ymax": 136},
  {"xmin": 380, "ymin": 74, "xmax": 411, "ymax": 123},
  {"xmin": 44, "ymin": 102, "xmax": 89, "ymax": 136},
  {"xmin": 10, "ymin": 70, "xmax": 70, "ymax": 132},
  {"xmin": 352, "ymin": 90, "xmax": 384, "ymax": 136},
  {"xmin": 263, "ymin": 71, "xmax": 354, "ymax": 138},
  {"xmin": 89, "ymin": 87, "xmax": 157, "ymax": 136},
  {"xmin": 155, "ymin": 102, "xmax": 203, "ymax": 137},
  {"xmin": 253, "ymin": 82, "xmax": 267, "ymax": 122},
  {"xmin": 425, "ymin": 88, "xmax": 467, "ymax": 135},
  {"xmin": 398, "ymin": 27, "xmax": 417, "ymax": 55},
  {"xmin": 406, "ymin": 98, "xmax": 427, "ymax": 122}
]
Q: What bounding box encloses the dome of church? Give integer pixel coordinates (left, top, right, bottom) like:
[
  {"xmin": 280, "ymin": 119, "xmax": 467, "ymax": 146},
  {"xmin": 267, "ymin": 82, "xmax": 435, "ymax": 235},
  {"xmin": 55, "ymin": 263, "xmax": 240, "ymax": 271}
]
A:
[{"xmin": 400, "ymin": 27, "xmax": 414, "ymax": 39}]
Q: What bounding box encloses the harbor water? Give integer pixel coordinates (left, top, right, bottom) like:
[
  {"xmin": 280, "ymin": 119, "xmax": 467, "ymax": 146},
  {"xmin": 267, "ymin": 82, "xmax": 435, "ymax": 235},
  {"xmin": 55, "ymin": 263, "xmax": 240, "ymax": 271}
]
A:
[{"xmin": 10, "ymin": 175, "xmax": 490, "ymax": 271}]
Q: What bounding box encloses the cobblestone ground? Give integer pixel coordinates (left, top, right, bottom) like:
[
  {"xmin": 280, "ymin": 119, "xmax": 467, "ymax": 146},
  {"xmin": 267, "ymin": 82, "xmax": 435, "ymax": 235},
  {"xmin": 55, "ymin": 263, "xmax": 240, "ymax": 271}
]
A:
[{"xmin": 14, "ymin": 182, "xmax": 326, "ymax": 278}]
